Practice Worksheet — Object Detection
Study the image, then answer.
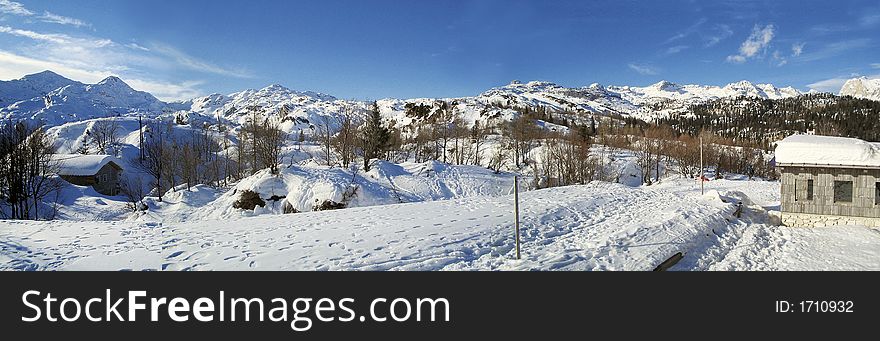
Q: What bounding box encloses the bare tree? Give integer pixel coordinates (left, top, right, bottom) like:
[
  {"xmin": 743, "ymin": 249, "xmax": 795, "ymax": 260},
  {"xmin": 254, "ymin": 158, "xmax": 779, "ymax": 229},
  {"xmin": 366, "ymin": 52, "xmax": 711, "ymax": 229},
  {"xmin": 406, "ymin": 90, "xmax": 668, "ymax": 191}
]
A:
[
  {"xmin": 332, "ymin": 105, "xmax": 360, "ymax": 168},
  {"xmin": 255, "ymin": 117, "xmax": 286, "ymax": 175},
  {"xmin": 119, "ymin": 175, "xmax": 146, "ymax": 212},
  {"xmin": 136, "ymin": 122, "xmax": 170, "ymax": 202},
  {"xmin": 88, "ymin": 118, "xmax": 120, "ymax": 155},
  {"xmin": 0, "ymin": 121, "xmax": 62, "ymax": 220},
  {"xmin": 471, "ymin": 120, "xmax": 488, "ymax": 167},
  {"xmin": 315, "ymin": 117, "xmax": 334, "ymax": 166}
]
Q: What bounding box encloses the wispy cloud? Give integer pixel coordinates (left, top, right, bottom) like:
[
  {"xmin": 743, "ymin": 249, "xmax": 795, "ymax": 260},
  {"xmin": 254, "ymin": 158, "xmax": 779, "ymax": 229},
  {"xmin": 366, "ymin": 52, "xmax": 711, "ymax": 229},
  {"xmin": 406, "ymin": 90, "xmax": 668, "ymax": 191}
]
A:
[
  {"xmin": 0, "ymin": 0, "xmax": 90, "ymax": 27},
  {"xmin": 0, "ymin": 25, "xmax": 251, "ymax": 78},
  {"xmin": 0, "ymin": 0, "xmax": 32, "ymax": 16},
  {"xmin": 126, "ymin": 43, "xmax": 150, "ymax": 51},
  {"xmin": 726, "ymin": 24, "xmax": 775, "ymax": 64},
  {"xmin": 663, "ymin": 18, "xmax": 707, "ymax": 45},
  {"xmin": 151, "ymin": 44, "xmax": 253, "ymax": 78},
  {"xmin": 662, "ymin": 45, "xmax": 689, "ymax": 56},
  {"xmin": 41, "ymin": 11, "xmax": 90, "ymax": 28},
  {"xmin": 807, "ymin": 74, "xmax": 880, "ymax": 94},
  {"xmin": 791, "ymin": 42, "xmax": 805, "ymax": 57},
  {"xmin": 796, "ymin": 38, "xmax": 870, "ymax": 62},
  {"xmin": 0, "ymin": 23, "xmax": 252, "ymax": 100},
  {"xmin": 628, "ymin": 63, "xmax": 660, "ymax": 75},
  {"xmin": 859, "ymin": 12, "xmax": 880, "ymax": 28},
  {"xmin": 0, "ymin": 49, "xmax": 205, "ymax": 101},
  {"xmin": 872, "ymin": 63, "xmax": 880, "ymax": 69},
  {"xmin": 772, "ymin": 50, "xmax": 787, "ymax": 67},
  {"xmin": 0, "ymin": 25, "xmax": 70, "ymax": 44},
  {"xmin": 806, "ymin": 77, "xmax": 850, "ymax": 93},
  {"xmin": 704, "ymin": 24, "xmax": 733, "ymax": 47}
]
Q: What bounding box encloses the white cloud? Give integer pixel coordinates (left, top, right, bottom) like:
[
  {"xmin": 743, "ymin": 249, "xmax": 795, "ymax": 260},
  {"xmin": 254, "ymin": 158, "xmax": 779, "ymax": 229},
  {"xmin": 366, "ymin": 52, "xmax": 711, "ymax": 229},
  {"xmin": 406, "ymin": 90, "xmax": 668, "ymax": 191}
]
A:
[
  {"xmin": 806, "ymin": 74, "xmax": 880, "ymax": 94},
  {"xmin": 663, "ymin": 18, "xmax": 707, "ymax": 45},
  {"xmin": 0, "ymin": 25, "xmax": 69, "ymax": 43},
  {"xmin": 0, "ymin": 49, "xmax": 109, "ymax": 82},
  {"xmin": 806, "ymin": 77, "xmax": 849, "ymax": 93},
  {"xmin": 663, "ymin": 45, "xmax": 689, "ymax": 56},
  {"xmin": 151, "ymin": 43, "xmax": 253, "ymax": 78},
  {"xmin": 872, "ymin": 63, "xmax": 880, "ymax": 69},
  {"xmin": 791, "ymin": 42, "xmax": 805, "ymax": 57},
  {"xmin": 0, "ymin": 0, "xmax": 32, "ymax": 16},
  {"xmin": 772, "ymin": 50, "xmax": 787, "ymax": 66},
  {"xmin": 0, "ymin": 1, "xmax": 90, "ymax": 27},
  {"xmin": 796, "ymin": 39, "xmax": 870, "ymax": 62},
  {"xmin": 628, "ymin": 63, "xmax": 660, "ymax": 75},
  {"xmin": 0, "ymin": 24, "xmax": 250, "ymax": 80},
  {"xmin": 125, "ymin": 79, "xmax": 205, "ymax": 102},
  {"xmin": 126, "ymin": 43, "xmax": 150, "ymax": 51},
  {"xmin": 0, "ymin": 49, "xmax": 205, "ymax": 101},
  {"xmin": 726, "ymin": 55, "xmax": 746, "ymax": 63},
  {"xmin": 41, "ymin": 11, "xmax": 90, "ymax": 28},
  {"xmin": 704, "ymin": 24, "xmax": 733, "ymax": 47},
  {"xmin": 726, "ymin": 24, "xmax": 775, "ymax": 63}
]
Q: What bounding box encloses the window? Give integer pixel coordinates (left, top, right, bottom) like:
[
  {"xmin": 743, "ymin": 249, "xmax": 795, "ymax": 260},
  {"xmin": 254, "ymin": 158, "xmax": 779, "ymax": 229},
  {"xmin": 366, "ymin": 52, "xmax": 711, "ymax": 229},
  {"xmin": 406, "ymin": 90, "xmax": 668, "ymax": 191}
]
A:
[
  {"xmin": 833, "ymin": 180, "xmax": 853, "ymax": 203},
  {"xmin": 875, "ymin": 182, "xmax": 879, "ymax": 205},
  {"xmin": 807, "ymin": 179, "xmax": 814, "ymax": 201}
]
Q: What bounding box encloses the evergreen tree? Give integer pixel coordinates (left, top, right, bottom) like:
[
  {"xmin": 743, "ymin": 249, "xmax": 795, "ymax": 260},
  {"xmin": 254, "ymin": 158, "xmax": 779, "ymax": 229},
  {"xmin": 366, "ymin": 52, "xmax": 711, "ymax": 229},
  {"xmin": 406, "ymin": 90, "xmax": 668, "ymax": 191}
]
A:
[{"xmin": 360, "ymin": 102, "xmax": 390, "ymax": 171}]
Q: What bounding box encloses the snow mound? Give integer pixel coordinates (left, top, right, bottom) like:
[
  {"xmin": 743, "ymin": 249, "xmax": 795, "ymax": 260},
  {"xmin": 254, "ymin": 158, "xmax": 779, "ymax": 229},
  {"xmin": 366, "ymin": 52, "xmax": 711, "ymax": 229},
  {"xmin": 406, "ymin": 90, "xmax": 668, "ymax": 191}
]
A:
[
  {"xmin": 775, "ymin": 134, "xmax": 880, "ymax": 168},
  {"xmin": 140, "ymin": 161, "xmax": 517, "ymax": 222}
]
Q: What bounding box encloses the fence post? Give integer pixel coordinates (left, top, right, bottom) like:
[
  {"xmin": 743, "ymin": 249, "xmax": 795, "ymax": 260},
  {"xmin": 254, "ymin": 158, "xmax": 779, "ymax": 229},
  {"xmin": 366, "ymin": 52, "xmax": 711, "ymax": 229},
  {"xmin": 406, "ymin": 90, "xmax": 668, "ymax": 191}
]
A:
[{"xmin": 514, "ymin": 176, "xmax": 521, "ymax": 260}]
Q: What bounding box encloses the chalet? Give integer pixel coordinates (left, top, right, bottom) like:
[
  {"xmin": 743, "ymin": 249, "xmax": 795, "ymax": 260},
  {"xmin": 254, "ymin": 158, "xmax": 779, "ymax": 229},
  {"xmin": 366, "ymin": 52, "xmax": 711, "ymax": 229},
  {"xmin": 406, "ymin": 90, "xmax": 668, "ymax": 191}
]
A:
[
  {"xmin": 775, "ymin": 135, "xmax": 880, "ymax": 228},
  {"xmin": 52, "ymin": 154, "xmax": 123, "ymax": 196}
]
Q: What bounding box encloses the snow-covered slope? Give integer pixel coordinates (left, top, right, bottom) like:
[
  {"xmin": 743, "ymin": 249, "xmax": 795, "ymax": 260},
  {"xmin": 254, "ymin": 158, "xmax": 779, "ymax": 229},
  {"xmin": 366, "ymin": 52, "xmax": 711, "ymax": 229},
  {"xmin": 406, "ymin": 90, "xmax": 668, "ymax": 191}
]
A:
[
  {"xmin": 606, "ymin": 80, "xmax": 802, "ymax": 120},
  {"xmin": 177, "ymin": 84, "xmax": 363, "ymax": 137},
  {"xmin": 136, "ymin": 160, "xmax": 519, "ymax": 222},
  {"xmin": 5, "ymin": 176, "xmax": 874, "ymax": 271},
  {"xmin": 0, "ymin": 179, "xmax": 754, "ymax": 271},
  {"xmin": 839, "ymin": 77, "xmax": 880, "ymax": 101},
  {"xmin": 1, "ymin": 74, "xmax": 166, "ymax": 126},
  {"xmin": 0, "ymin": 70, "xmax": 79, "ymax": 107}
]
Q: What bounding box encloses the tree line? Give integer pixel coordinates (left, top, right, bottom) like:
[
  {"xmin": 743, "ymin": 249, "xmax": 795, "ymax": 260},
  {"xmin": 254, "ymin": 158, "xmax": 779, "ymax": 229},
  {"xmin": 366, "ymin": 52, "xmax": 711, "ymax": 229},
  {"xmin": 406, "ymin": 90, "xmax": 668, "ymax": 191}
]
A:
[{"xmin": 0, "ymin": 121, "xmax": 62, "ymax": 220}]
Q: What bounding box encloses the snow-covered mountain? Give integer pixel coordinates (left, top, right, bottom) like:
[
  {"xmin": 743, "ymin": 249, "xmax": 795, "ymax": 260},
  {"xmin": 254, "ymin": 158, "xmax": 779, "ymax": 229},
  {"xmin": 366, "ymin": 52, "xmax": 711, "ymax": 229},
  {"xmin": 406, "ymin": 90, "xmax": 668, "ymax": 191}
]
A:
[
  {"xmin": 0, "ymin": 70, "xmax": 79, "ymax": 107},
  {"xmin": 839, "ymin": 77, "xmax": 880, "ymax": 102},
  {"xmin": 604, "ymin": 80, "xmax": 803, "ymax": 119},
  {"xmin": 1, "ymin": 70, "xmax": 808, "ymax": 131},
  {"xmin": 1, "ymin": 73, "xmax": 166, "ymax": 126}
]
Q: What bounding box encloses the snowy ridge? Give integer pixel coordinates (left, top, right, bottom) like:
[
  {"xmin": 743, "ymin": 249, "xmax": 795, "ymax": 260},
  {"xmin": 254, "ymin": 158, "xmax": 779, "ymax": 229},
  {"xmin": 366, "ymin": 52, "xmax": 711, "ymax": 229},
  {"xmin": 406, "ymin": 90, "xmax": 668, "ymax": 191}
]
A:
[
  {"xmin": 0, "ymin": 71, "xmax": 79, "ymax": 106},
  {"xmin": 839, "ymin": 77, "xmax": 880, "ymax": 102},
  {"xmin": 1, "ymin": 74, "xmax": 166, "ymax": 126},
  {"xmin": 2, "ymin": 70, "xmax": 808, "ymax": 132}
]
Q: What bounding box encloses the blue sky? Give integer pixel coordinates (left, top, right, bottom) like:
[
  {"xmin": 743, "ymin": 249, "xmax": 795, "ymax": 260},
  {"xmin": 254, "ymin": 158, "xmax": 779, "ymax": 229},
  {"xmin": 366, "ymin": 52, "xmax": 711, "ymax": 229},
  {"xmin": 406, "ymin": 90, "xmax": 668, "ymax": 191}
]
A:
[{"xmin": 0, "ymin": 0, "xmax": 878, "ymax": 101}]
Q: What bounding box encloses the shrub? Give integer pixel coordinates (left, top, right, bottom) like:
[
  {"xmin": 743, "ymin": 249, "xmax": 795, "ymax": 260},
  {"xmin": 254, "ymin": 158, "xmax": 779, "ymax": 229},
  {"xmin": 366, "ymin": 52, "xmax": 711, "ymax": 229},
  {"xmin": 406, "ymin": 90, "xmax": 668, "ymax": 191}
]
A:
[
  {"xmin": 233, "ymin": 190, "xmax": 265, "ymax": 210},
  {"xmin": 313, "ymin": 199, "xmax": 345, "ymax": 211}
]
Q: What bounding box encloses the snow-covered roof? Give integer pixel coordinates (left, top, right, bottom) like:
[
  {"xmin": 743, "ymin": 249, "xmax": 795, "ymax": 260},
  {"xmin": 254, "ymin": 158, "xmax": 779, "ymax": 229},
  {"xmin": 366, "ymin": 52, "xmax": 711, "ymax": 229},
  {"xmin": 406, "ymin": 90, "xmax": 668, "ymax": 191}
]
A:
[
  {"xmin": 52, "ymin": 154, "xmax": 122, "ymax": 176},
  {"xmin": 775, "ymin": 135, "xmax": 880, "ymax": 169}
]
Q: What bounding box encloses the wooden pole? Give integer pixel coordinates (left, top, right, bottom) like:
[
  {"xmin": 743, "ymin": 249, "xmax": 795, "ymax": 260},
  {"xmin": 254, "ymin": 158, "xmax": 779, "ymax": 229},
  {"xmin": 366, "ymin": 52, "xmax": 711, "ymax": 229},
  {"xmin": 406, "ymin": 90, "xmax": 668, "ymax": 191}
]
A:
[
  {"xmin": 700, "ymin": 136, "xmax": 704, "ymax": 195},
  {"xmin": 514, "ymin": 176, "xmax": 521, "ymax": 260}
]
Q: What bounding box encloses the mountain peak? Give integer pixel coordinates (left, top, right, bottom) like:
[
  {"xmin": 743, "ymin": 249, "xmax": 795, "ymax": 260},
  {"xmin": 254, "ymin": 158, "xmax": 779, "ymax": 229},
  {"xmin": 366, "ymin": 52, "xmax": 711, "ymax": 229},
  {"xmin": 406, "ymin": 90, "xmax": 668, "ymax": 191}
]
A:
[
  {"xmin": 260, "ymin": 84, "xmax": 291, "ymax": 92},
  {"xmin": 23, "ymin": 70, "xmax": 64, "ymax": 80},
  {"xmin": 840, "ymin": 77, "xmax": 880, "ymax": 101},
  {"xmin": 98, "ymin": 75, "xmax": 124, "ymax": 85},
  {"xmin": 649, "ymin": 80, "xmax": 680, "ymax": 91},
  {"xmin": 725, "ymin": 80, "xmax": 756, "ymax": 87}
]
